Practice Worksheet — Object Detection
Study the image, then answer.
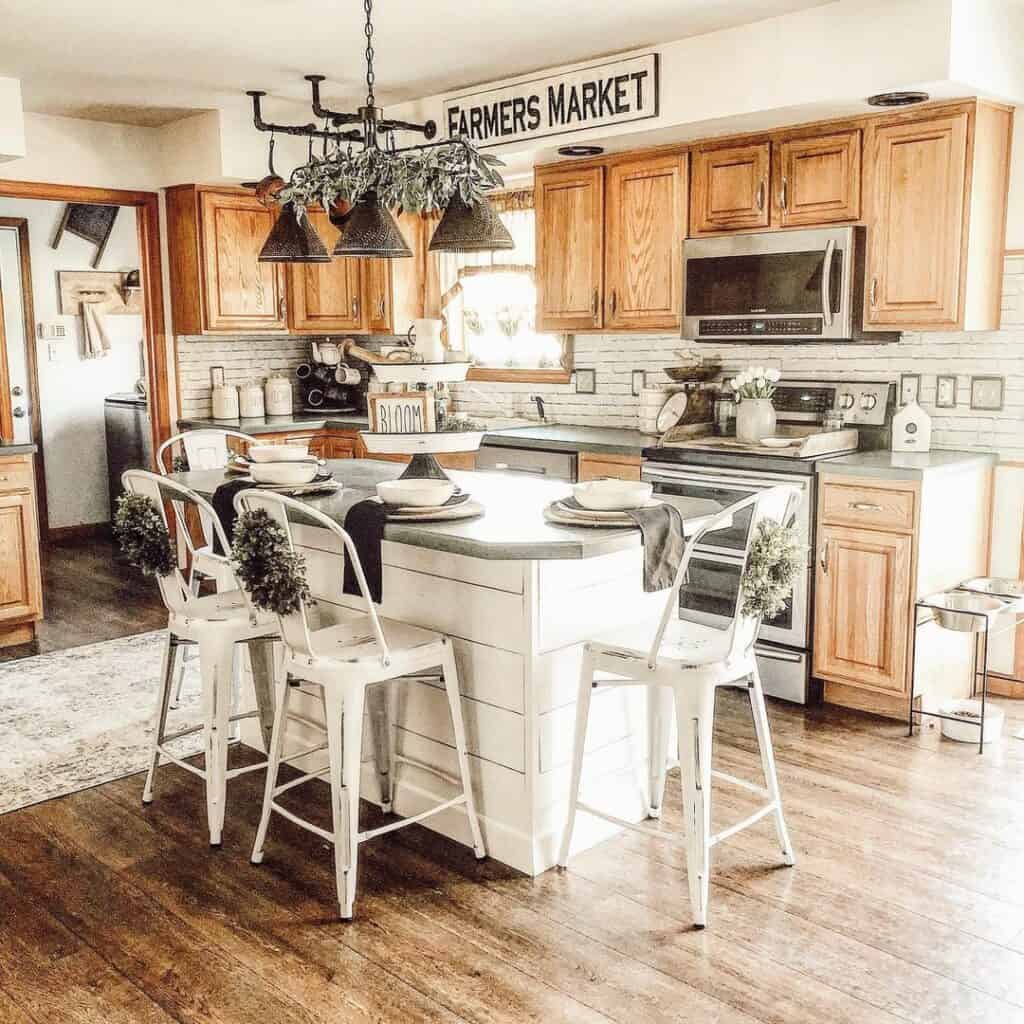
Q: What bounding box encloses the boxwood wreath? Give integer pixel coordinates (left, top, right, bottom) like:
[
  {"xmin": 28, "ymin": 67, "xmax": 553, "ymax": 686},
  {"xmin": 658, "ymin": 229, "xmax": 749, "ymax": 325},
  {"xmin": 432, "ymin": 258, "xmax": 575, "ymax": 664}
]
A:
[
  {"xmin": 113, "ymin": 493, "xmax": 176, "ymax": 578},
  {"xmin": 741, "ymin": 518, "xmax": 805, "ymax": 620},
  {"xmin": 232, "ymin": 509, "xmax": 311, "ymax": 616}
]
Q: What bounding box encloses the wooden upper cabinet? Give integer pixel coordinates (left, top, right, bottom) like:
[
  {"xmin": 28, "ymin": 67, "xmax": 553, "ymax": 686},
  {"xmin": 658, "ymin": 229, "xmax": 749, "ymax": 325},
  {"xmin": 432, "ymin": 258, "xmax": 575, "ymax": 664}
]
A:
[
  {"xmin": 863, "ymin": 112, "xmax": 968, "ymax": 330},
  {"xmin": 774, "ymin": 130, "xmax": 860, "ymax": 227},
  {"xmin": 690, "ymin": 142, "xmax": 770, "ymax": 235},
  {"xmin": 364, "ymin": 258, "xmax": 394, "ymax": 333},
  {"xmin": 536, "ymin": 166, "xmax": 604, "ymax": 331},
  {"xmin": 287, "ymin": 210, "xmax": 363, "ymax": 333},
  {"xmin": 167, "ymin": 185, "xmax": 287, "ymax": 335},
  {"xmin": 605, "ymin": 154, "xmax": 687, "ymax": 330}
]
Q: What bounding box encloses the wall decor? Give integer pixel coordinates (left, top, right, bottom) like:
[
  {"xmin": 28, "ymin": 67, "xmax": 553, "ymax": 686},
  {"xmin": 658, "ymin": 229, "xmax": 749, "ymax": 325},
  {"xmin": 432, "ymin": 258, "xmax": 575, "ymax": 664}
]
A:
[
  {"xmin": 52, "ymin": 204, "xmax": 119, "ymax": 268},
  {"xmin": 970, "ymin": 375, "xmax": 1005, "ymax": 411},
  {"xmin": 444, "ymin": 53, "xmax": 659, "ymax": 148},
  {"xmin": 58, "ymin": 271, "xmax": 142, "ymax": 316},
  {"xmin": 575, "ymin": 368, "xmax": 596, "ymax": 394},
  {"xmin": 368, "ymin": 392, "xmax": 435, "ymax": 433},
  {"xmin": 935, "ymin": 375, "xmax": 957, "ymax": 408}
]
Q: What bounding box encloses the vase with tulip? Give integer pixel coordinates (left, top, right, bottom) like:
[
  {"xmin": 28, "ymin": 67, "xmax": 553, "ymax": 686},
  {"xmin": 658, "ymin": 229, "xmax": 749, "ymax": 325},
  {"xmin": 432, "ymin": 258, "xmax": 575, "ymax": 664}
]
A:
[{"xmin": 730, "ymin": 366, "xmax": 781, "ymax": 443}]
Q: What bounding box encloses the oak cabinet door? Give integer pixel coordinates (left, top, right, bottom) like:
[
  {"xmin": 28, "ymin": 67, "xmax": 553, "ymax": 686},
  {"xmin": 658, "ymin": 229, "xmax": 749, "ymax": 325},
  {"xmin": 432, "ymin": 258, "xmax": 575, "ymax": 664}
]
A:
[
  {"xmin": 577, "ymin": 452, "xmax": 642, "ymax": 482},
  {"xmin": 535, "ymin": 166, "xmax": 604, "ymax": 331},
  {"xmin": 0, "ymin": 490, "xmax": 42, "ymax": 625},
  {"xmin": 363, "ymin": 258, "xmax": 394, "ymax": 333},
  {"xmin": 774, "ymin": 130, "xmax": 860, "ymax": 227},
  {"xmin": 605, "ymin": 155, "xmax": 686, "ymax": 330},
  {"xmin": 199, "ymin": 191, "xmax": 287, "ymax": 331},
  {"xmin": 287, "ymin": 210, "xmax": 365, "ymax": 332},
  {"xmin": 863, "ymin": 112, "xmax": 968, "ymax": 329},
  {"xmin": 813, "ymin": 524, "xmax": 913, "ymax": 694},
  {"xmin": 690, "ymin": 143, "xmax": 770, "ymax": 234}
]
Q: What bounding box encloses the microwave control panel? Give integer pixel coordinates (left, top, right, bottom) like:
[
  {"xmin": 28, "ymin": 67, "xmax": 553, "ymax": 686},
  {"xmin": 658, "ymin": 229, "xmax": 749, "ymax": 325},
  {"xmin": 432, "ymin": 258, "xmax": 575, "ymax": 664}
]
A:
[{"xmin": 698, "ymin": 317, "xmax": 823, "ymax": 337}]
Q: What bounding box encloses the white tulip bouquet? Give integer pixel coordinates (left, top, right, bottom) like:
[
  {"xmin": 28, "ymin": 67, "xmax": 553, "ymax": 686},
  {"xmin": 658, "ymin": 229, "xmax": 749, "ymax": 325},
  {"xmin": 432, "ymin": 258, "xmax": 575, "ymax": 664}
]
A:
[{"xmin": 729, "ymin": 365, "xmax": 781, "ymax": 400}]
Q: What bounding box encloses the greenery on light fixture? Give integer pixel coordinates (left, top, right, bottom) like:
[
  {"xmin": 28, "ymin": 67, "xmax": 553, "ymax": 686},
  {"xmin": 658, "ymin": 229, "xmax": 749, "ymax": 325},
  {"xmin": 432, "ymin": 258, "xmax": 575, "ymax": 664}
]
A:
[
  {"xmin": 741, "ymin": 518, "xmax": 805, "ymax": 620},
  {"xmin": 279, "ymin": 141, "xmax": 506, "ymax": 217}
]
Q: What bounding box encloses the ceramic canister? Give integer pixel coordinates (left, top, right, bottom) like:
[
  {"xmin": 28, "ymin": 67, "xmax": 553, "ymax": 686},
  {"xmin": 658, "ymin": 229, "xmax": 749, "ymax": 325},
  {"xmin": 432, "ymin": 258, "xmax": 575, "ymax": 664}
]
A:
[
  {"xmin": 211, "ymin": 383, "xmax": 239, "ymax": 420},
  {"xmin": 264, "ymin": 375, "xmax": 293, "ymax": 416},
  {"xmin": 239, "ymin": 382, "xmax": 265, "ymax": 418}
]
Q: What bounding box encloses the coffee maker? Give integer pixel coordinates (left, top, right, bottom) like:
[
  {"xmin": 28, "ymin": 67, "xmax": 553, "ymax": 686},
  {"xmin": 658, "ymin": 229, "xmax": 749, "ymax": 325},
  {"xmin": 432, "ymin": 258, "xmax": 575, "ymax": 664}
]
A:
[{"xmin": 295, "ymin": 340, "xmax": 367, "ymax": 413}]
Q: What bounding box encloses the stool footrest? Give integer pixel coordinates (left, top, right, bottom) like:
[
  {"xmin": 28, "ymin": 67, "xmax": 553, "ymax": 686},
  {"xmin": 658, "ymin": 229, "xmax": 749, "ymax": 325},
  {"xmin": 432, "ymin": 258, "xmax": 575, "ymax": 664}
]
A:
[
  {"xmin": 273, "ymin": 765, "xmax": 330, "ymax": 797},
  {"xmin": 269, "ymin": 801, "xmax": 334, "ymax": 843},
  {"xmin": 576, "ymin": 801, "xmax": 684, "ymax": 844},
  {"xmin": 393, "ymin": 753, "xmax": 462, "ymax": 789},
  {"xmin": 358, "ymin": 795, "xmax": 467, "ymax": 842},
  {"xmin": 154, "ymin": 749, "xmax": 207, "ymax": 780},
  {"xmin": 709, "ymin": 802, "xmax": 777, "ymax": 847},
  {"xmin": 712, "ymin": 769, "xmax": 770, "ymax": 798},
  {"xmin": 225, "ymin": 759, "xmax": 269, "ymax": 780}
]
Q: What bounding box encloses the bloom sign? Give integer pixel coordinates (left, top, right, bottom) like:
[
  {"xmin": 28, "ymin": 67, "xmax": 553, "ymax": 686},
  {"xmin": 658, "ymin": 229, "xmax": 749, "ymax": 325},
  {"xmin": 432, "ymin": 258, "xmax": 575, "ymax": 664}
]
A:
[{"xmin": 443, "ymin": 54, "xmax": 659, "ymax": 149}]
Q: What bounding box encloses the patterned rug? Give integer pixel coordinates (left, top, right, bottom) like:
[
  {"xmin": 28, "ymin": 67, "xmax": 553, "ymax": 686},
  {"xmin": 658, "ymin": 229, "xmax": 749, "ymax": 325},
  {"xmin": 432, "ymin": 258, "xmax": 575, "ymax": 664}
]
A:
[{"xmin": 0, "ymin": 631, "xmax": 203, "ymax": 815}]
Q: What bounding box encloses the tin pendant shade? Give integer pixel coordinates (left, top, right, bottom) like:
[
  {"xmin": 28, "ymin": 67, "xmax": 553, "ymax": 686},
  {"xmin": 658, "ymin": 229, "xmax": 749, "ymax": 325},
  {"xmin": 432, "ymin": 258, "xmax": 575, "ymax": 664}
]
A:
[
  {"xmin": 258, "ymin": 202, "xmax": 331, "ymax": 263},
  {"xmin": 333, "ymin": 191, "xmax": 413, "ymax": 258},
  {"xmin": 428, "ymin": 194, "xmax": 514, "ymax": 253}
]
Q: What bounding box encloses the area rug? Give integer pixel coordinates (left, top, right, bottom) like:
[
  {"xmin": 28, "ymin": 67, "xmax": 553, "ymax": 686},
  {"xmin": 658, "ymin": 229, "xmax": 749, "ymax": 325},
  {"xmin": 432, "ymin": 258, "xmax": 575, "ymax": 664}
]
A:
[{"xmin": 0, "ymin": 631, "xmax": 203, "ymax": 815}]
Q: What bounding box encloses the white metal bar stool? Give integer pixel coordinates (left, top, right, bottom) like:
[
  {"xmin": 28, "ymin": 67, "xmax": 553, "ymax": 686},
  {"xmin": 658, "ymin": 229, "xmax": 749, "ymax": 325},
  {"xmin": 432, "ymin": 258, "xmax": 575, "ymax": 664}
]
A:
[
  {"xmin": 122, "ymin": 470, "xmax": 279, "ymax": 846},
  {"xmin": 236, "ymin": 489, "xmax": 485, "ymax": 920},
  {"xmin": 558, "ymin": 485, "xmax": 799, "ymax": 928}
]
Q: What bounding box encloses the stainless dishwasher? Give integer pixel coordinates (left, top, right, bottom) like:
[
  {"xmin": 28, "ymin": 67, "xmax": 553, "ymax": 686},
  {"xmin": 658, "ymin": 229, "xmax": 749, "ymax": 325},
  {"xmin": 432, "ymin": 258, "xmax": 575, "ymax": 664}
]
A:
[{"xmin": 476, "ymin": 443, "xmax": 577, "ymax": 481}]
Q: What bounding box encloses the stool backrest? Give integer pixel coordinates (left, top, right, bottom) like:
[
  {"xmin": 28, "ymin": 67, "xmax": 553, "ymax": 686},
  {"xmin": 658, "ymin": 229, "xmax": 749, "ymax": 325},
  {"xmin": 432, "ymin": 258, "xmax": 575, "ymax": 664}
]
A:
[
  {"xmin": 647, "ymin": 484, "xmax": 801, "ymax": 668},
  {"xmin": 234, "ymin": 489, "xmax": 391, "ymax": 667},
  {"xmin": 156, "ymin": 429, "xmax": 256, "ymax": 554},
  {"xmin": 121, "ymin": 469, "xmax": 240, "ymax": 617}
]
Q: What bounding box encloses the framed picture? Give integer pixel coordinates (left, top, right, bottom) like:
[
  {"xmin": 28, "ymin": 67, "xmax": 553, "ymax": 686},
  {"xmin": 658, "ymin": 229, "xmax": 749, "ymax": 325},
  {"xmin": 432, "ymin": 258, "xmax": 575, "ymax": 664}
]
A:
[
  {"xmin": 368, "ymin": 391, "xmax": 435, "ymax": 433},
  {"xmin": 576, "ymin": 368, "xmax": 596, "ymax": 395},
  {"xmin": 935, "ymin": 375, "xmax": 957, "ymax": 409}
]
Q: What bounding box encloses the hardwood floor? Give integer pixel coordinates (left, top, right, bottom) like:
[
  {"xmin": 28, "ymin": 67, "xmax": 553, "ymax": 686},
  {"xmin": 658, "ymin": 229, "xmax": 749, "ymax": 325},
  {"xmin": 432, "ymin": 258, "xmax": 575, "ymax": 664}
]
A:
[
  {"xmin": 0, "ymin": 534, "xmax": 166, "ymax": 663},
  {"xmin": 1, "ymin": 690, "xmax": 1023, "ymax": 1022}
]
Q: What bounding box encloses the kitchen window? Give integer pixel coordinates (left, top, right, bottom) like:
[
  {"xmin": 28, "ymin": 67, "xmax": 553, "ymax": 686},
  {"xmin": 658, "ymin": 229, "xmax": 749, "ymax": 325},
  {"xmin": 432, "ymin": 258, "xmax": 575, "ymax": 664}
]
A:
[{"xmin": 437, "ymin": 190, "xmax": 571, "ymax": 383}]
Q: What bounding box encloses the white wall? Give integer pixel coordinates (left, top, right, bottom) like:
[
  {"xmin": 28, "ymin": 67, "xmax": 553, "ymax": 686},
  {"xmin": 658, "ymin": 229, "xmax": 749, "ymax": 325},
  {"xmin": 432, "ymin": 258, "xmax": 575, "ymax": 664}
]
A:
[{"xmin": 0, "ymin": 197, "xmax": 145, "ymax": 529}]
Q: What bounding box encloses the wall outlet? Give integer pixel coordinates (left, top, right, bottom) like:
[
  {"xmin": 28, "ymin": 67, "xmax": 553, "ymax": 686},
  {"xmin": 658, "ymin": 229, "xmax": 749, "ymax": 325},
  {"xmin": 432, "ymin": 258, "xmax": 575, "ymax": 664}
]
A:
[
  {"xmin": 899, "ymin": 373, "xmax": 921, "ymax": 405},
  {"xmin": 970, "ymin": 376, "xmax": 1004, "ymax": 411},
  {"xmin": 631, "ymin": 369, "xmax": 646, "ymax": 396},
  {"xmin": 38, "ymin": 322, "xmax": 67, "ymax": 340},
  {"xmin": 935, "ymin": 375, "xmax": 957, "ymax": 408}
]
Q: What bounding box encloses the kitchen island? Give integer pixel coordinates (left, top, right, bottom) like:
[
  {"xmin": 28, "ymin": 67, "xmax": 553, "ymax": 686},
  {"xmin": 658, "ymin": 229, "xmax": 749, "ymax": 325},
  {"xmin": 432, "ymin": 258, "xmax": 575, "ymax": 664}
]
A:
[{"xmin": 178, "ymin": 459, "xmax": 724, "ymax": 874}]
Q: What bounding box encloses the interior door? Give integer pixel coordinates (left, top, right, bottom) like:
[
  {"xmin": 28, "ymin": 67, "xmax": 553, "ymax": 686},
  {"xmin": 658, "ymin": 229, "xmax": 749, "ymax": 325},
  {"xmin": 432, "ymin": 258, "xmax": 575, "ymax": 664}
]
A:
[
  {"xmin": 0, "ymin": 229, "xmax": 29, "ymax": 444},
  {"xmin": 535, "ymin": 165, "xmax": 604, "ymax": 331},
  {"xmin": 690, "ymin": 143, "xmax": 771, "ymax": 234},
  {"xmin": 287, "ymin": 210, "xmax": 364, "ymax": 332},
  {"xmin": 813, "ymin": 523, "xmax": 913, "ymax": 693},
  {"xmin": 605, "ymin": 154, "xmax": 686, "ymax": 330}
]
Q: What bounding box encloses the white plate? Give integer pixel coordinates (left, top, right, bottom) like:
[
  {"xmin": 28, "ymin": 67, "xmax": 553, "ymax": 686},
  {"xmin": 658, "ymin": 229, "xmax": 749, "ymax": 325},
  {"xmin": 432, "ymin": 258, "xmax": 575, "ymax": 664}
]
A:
[
  {"xmin": 370, "ymin": 361, "xmax": 471, "ymax": 386},
  {"xmin": 759, "ymin": 436, "xmax": 799, "ymax": 449},
  {"xmin": 544, "ymin": 505, "xmax": 636, "ymax": 529},
  {"xmin": 572, "ymin": 479, "xmax": 654, "ymax": 511},
  {"xmin": 385, "ymin": 500, "xmax": 484, "ymax": 522},
  {"xmin": 556, "ymin": 498, "xmax": 658, "ymax": 521},
  {"xmin": 656, "ymin": 391, "xmax": 690, "ymax": 433},
  {"xmin": 377, "ymin": 478, "xmax": 455, "ymax": 507}
]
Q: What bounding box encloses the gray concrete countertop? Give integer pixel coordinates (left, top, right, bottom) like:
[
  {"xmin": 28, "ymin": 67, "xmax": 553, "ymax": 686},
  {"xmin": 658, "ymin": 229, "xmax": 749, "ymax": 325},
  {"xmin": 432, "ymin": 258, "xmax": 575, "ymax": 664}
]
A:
[
  {"xmin": 0, "ymin": 443, "xmax": 37, "ymax": 455},
  {"xmin": 817, "ymin": 449, "xmax": 998, "ymax": 480},
  {"xmin": 175, "ymin": 459, "xmax": 721, "ymax": 561},
  {"xmin": 177, "ymin": 413, "xmax": 369, "ymax": 434},
  {"xmin": 483, "ymin": 424, "xmax": 658, "ymax": 456}
]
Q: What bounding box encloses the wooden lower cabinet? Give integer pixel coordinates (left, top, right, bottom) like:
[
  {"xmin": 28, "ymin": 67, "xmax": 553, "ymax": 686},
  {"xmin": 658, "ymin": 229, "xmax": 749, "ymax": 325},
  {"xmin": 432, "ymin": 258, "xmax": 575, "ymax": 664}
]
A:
[
  {"xmin": 0, "ymin": 453, "xmax": 43, "ymax": 647},
  {"xmin": 814, "ymin": 523, "xmax": 913, "ymax": 695},
  {"xmin": 577, "ymin": 452, "xmax": 641, "ymax": 482}
]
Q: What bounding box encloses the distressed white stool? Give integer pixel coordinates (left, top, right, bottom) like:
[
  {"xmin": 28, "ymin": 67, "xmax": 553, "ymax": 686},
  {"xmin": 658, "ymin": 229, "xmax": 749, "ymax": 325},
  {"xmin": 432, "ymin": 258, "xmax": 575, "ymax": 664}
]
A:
[
  {"xmin": 559, "ymin": 486, "xmax": 799, "ymax": 928},
  {"xmin": 236, "ymin": 489, "xmax": 486, "ymax": 920},
  {"xmin": 122, "ymin": 470, "xmax": 278, "ymax": 846}
]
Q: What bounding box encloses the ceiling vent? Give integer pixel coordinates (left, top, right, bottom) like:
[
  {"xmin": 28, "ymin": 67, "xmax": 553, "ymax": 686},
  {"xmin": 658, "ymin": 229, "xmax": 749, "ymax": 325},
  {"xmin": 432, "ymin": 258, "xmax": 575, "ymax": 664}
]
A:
[{"xmin": 867, "ymin": 91, "xmax": 930, "ymax": 107}]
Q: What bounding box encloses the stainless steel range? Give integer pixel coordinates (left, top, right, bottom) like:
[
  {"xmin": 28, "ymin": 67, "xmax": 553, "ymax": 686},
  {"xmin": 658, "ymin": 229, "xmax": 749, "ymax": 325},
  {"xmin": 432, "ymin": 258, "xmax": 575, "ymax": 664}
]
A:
[{"xmin": 642, "ymin": 378, "xmax": 896, "ymax": 704}]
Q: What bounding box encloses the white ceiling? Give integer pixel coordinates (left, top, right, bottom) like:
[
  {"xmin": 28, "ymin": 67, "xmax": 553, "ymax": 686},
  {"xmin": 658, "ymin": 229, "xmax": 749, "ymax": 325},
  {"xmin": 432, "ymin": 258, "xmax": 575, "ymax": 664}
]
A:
[{"xmin": 0, "ymin": 0, "xmax": 832, "ymax": 127}]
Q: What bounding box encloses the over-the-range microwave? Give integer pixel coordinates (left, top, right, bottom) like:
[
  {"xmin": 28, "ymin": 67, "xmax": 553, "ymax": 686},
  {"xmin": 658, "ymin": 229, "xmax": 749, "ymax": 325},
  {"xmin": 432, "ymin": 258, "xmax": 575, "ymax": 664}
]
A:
[{"xmin": 681, "ymin": 225, "xmax": 898, "ymax": 343}]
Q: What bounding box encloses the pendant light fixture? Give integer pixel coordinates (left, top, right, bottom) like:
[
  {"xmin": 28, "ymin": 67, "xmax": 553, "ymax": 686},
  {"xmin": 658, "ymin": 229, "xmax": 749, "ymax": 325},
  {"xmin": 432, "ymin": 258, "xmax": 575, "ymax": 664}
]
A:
[
  {"xmin": 245, "ymin": 0, "xmax": 508, "ymax": 260},
  {"xmin": 258, "ymin": 201, "xmax": 331, "ymax": 263}
]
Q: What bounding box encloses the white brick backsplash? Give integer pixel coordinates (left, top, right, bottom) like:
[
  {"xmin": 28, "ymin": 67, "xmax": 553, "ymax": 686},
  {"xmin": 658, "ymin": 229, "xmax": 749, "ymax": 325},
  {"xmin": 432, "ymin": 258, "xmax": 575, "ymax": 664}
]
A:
[{"xmin": 451, "ymin": 256, "xmax": 1024, "ymax": 460}]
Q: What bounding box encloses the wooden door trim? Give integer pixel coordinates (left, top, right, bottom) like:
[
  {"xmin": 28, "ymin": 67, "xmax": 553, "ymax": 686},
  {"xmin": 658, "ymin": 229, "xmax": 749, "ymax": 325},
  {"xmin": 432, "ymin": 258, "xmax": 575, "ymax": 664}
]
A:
[{"xmin": 0, "ymin": 182, "xmax": 173, "ymax": 523}]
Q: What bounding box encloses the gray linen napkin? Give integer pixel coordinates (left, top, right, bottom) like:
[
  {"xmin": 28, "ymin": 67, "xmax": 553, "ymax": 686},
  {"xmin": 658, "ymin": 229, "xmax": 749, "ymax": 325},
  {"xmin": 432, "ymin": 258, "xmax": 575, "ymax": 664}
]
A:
[{"xmin": 623, "ymin": 503, "xmax": 685, "ymax": 592}]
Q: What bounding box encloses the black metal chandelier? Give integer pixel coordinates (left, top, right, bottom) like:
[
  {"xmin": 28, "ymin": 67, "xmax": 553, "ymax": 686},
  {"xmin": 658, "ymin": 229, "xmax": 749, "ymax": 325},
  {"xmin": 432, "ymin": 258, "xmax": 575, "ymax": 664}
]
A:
[{"xmin": 253, "ymin": 0, "xmax": 512, "ymax": 262}]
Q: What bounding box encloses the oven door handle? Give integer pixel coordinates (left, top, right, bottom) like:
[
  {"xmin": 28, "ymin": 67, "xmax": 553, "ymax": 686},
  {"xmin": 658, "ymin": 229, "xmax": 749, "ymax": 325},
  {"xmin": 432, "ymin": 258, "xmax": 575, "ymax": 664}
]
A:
[
  {"xmin": 755, "ymin": 646, "xmax": 804, "ymax": 664},
  {"xmin": 821, "ymin": 238, "xmax": 836, "ymax": 328},
  {"xmin": 645, "ymin": 470, "xmax": 809, "ymax": 493}
]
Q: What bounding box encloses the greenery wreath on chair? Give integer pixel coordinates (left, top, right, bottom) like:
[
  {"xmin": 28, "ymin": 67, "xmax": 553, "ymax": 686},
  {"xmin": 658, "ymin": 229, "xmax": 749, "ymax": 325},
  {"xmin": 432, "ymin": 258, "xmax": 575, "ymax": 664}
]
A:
[
  {"xmin": 113, "ymin": 493, "xmax": 177, "ymax": 577},
  {"xmin": 741, "ymin": 518, "xmax": 805, "ymax": 620},
  {"xmin": 231, "ymin": 508, "xmax": 311, "ymax": 616}
]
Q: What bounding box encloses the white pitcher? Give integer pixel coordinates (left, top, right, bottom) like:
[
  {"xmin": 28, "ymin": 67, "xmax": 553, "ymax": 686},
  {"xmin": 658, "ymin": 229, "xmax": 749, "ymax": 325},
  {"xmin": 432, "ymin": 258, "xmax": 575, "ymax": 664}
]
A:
[{"xmin": 407, "ymin": 318, "xmax": 444, "ymax": 362}]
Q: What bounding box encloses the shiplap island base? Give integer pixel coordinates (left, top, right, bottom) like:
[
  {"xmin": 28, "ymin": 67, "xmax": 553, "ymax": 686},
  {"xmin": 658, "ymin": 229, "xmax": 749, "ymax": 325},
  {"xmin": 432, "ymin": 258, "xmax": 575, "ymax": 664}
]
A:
[{"xmin": 179, "ymin": 461, "xmax": 723, "ymax": 875}]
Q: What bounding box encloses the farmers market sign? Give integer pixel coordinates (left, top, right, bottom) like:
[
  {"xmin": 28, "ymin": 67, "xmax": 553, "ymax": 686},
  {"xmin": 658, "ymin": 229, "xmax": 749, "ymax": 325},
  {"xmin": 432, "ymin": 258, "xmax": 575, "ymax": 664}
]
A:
[{"xmin": 443, "ymin": 53, "xmax": 659, "ymax": 148}]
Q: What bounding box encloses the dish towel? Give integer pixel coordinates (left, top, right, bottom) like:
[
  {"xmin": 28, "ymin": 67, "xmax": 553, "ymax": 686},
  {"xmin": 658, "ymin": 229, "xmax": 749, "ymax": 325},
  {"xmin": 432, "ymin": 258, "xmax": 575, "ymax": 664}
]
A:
[
  {"xmin": 343, "ymin": 499, "xmax": 388, "ymax": 603},
  {"xmin": 624, "ymin": 502, "xmax": 685, "ymax": 593},
  {"xmin": 82, "ymin": 302, "xmax": 111, "ymax": 359},
  {"xmin": 211, "ymin": 479, "xmax": 253, "ymax": 554}
]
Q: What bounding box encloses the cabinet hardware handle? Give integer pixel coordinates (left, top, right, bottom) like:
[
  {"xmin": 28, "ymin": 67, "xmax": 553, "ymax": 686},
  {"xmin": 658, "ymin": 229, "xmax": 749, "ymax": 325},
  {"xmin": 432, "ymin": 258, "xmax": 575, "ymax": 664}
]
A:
[
  {"xmin": 377, "ymin": 297, "xmax": 385, "ymax": 320},
  {"xmin": 780, "ymin": 176, "xmax": 788, "ymax": 211},
  {"xmin": 756, "ymin": 179, "xmax": 766, "ymax": 212},
  {"xmin": 869, "ymin": 277, "xmax": 878, "ymax": 307},
  {"xmin": 610, "ymin": 290, "xmax": 617, "ymax": 315},
  {"xmin": 278, "ymin": 297, "xmax": 286, "ymax": 319},
  {"xmin": 591, "ymin": 289, "xmax": 599, "ymax": 318},
  {"xmin": 352, "ymin": 297, "xmax": 359, "ymax": 318},
  {"xmin": 849, "ymin": 501, "xmax": 884, "ymax": 512},
  {"xmin": 12, "ymin": 407, "xmax": 25, "ymax": 418},
  {"xmin": 820, "ymin": 539, "xmax": 830, "ymax": 574}
]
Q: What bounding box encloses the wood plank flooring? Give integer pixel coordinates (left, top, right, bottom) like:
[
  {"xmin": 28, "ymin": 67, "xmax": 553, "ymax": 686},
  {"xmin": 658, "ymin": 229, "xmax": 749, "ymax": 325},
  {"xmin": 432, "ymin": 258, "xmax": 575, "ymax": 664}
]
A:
[
  {"xmin": 1, "ymin": 691, "xmax": 1023, "ymax": 1023},
  {"xmin": 0, "ymin": 534, "xmax": 166, "ymax": 663}
]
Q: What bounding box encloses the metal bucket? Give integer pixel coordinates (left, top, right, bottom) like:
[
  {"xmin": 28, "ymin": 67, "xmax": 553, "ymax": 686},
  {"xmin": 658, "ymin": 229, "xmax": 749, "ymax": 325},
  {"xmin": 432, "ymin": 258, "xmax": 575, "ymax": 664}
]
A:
[{"xmin": 931, "ymin": 591, "xmax": 1008, "ymax": 632}]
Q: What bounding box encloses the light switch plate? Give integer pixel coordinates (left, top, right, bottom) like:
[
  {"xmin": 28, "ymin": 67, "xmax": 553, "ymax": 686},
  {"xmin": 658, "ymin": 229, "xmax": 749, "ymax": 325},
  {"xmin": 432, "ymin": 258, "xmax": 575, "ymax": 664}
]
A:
[
  {"xmin": 899, "ymin": 373, "xmax": 921, "ymax": 406},
  {"xmin": 631, "ymin": 369, "xmax": 645, "ymax": 397},
  {"xmin": 970, "ymin": 375, "xmax": 1004, "ymax": 411},
  {"xmin": 575, "ymin": 368, "xmax": 596, "ymax": 394},
  {"xmin": 935, "ymin": 375, "xmax": 957, "ymax": 409}
]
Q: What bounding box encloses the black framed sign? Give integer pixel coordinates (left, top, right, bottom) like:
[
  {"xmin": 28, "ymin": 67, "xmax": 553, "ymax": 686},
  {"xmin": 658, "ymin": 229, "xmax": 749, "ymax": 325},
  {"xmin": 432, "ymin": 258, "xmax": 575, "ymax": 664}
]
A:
[{"xmin": 444, "ymin": 53, "xmax": 659, "ymax": 149}]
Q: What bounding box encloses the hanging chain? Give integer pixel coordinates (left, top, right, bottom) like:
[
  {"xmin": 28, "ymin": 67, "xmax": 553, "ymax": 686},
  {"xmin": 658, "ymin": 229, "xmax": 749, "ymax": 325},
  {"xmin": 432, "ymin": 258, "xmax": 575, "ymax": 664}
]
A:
[{"xmin": 364, "ymin": 0, "xmax": 375, "ymax": 108}]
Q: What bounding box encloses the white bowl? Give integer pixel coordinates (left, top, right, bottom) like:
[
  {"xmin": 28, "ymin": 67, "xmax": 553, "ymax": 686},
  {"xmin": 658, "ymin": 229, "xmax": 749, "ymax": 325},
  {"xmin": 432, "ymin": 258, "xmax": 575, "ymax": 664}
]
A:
[
  {"xmin": 572, "ymin": 479, "xmax": 654, "ymax": 511},
  {"xmin": 248, "ymin": 443, "xmax": 311, "ymax": 463},
  {"xmin": 938, "ymin": 699, "xmax": 1004, "ymax": 744},
  {"xmin": 250, "ymin": 461, "xmax": 320, "ymax": 485},
  {"xmin": 376, "ymin": 478, "xmax": 455, "ymax": 507}
]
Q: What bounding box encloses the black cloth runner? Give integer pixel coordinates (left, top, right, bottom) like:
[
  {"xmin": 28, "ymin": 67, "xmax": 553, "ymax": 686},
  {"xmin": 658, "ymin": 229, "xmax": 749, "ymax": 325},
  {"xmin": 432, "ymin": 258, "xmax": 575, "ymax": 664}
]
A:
[
  {"xmin": 343, "ymin": 498, "xmax": 388, "ymax": 602},
  {"xmin": 623, "ymin": 502, "xmax": 685, "ymax": 593},
  {"xmin": 210, "ymin": 478, "xmax": 253, "ymax": 555}
]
